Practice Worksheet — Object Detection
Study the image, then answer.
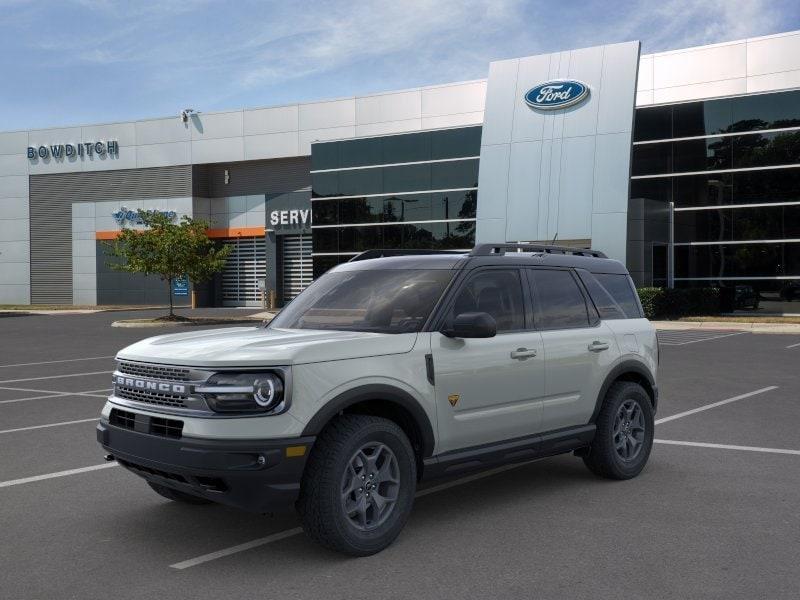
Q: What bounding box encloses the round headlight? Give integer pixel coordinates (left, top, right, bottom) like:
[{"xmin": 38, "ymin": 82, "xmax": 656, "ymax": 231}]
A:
[{"xmin": 254, "ymin": 376, "xmax": 283, "ymax": 408}]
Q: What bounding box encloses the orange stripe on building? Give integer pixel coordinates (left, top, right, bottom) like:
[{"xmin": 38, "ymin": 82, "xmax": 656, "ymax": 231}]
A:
[
  {"xmin": 206, "ymin": 227, "xmax": 266, "ymax": 238},
  {"xmin": 95, "ymin": 226, "xmax": 266, "ymax": 241}
]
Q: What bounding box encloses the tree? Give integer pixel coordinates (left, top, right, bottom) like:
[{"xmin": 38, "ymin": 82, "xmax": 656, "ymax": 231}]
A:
[{"xmin": 105, "ymin": 210, "xmax": 231, "ymax": 318}]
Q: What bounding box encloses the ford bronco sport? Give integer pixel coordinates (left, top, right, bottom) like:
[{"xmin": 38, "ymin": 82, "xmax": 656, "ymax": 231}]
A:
[{"xmin": 97, "ymin": 243, "xmax": 658, "ymax": 556}]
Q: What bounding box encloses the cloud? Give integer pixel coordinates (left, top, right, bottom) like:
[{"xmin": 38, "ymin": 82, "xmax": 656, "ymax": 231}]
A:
[{"xmin": 1, "ymin": 0, "xmax": 797, "ymax": 130}]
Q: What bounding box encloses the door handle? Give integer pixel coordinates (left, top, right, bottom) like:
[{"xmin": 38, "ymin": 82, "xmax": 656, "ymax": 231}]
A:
[
  {"xmin": 588, "ymin": 341, "xmax": 610, "ymax": 352},
  {"xmin": 510, "ymin": 348, "xmax": 537, "ymax": 360}
]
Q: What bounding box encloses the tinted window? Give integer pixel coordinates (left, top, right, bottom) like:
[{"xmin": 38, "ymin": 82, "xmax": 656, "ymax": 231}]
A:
[
  {"xmin": 675, "ymin": 243, "xmax": 800, "ymax": 278},
  {"xmin": 631, "ymin": 142, "xmax": 672, "ymax": 176},
  {"xmin": 430, "ymin": 126, "xmax": 482, "ymax": 159},
  {"xmin": 383, "ymin": 132, "xmax": 431, "ymax": 164},
  {"xmin": 338, "ymin": 138, "xmax": 383, "ymax": 168},
  {"xmin": 634, "ymin": 106, "xmax": 671, "ymax": 142},
  {"xmin": 431, "ymin": 159, "xmax": 479, "ymax": 189},
  {"xmin": 594, "ymin": 273, "xmax": 642, "ymax": 318},
  {"xmin": 529, "ymin": 269, "xmax": 590, "ymax": 329},
  {"xmin": 673, "ymin": 98, "xmax": 732, "ymax": 137},
  {"xmin": 311, "ymin": 198, "xmax": 337, "ymax": 226},
  {"xmin": 674, "ymin": 205, "xmax": 800, "ymax": 243},
  {"xmin": 311, "ymin": 172, "xmax": 339, "ymax": 197},
  {"xmin": 731, "ymin": 90, "xmax": 800, "ymax": 132},
  {"xmin": 447, "ymin": 270, "xmax": 525, "ymax": 332},
  {"xmin": 272, "ymin": 269, "xmax": 454, "ymax": 333},
  {"xmin": 673, "ymin": 137, "xmax": 732, "ymax": 173},
  {"xmin": 577, "ymin": 271, "xmax": 625, "ymax": 320}
]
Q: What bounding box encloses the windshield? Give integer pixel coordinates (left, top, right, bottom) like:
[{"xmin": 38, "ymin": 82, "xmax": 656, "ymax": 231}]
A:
[{"xmin": 270, "ymin": 269, "xmax": 455, "ymax": 333}]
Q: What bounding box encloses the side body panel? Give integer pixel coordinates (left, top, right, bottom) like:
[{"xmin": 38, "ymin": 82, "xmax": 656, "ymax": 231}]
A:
[
  {"xmin": 539, "ymin": 321, "xmax": 621, "ymax": 431},
  {"xmin": 290, "ymin": 333, "xmax": 437, "ymax": 448},
  {"xmin": 601, "ymin": 318, "xmax": 659, "ymax": 385},
  {"xmin": 430, "ymin": 330, "xmax": 545, "ymax": 454}
]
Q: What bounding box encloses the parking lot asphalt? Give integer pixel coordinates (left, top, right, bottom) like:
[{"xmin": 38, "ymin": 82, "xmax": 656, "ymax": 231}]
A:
[{"xmin": 1, "ymin": 311, "xmax": 799, "ymax": 600}]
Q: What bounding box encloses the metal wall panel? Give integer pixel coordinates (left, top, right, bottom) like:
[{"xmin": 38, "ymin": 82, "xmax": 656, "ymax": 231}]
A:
[
  {"xmin": 477, "ymin": 41, "xmax": 640, "ymax": 264},
  {"xmin": 29, "ymin": 165, "xmax": 191, "ymax": 304},
  {"xmin": 196, "ymin": 157, "xmax": 311, "ymax": 198}
]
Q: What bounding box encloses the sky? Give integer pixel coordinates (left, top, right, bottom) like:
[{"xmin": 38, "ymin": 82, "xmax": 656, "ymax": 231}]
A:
[{"xmin": 2, "ymin": 0, "xmax": 800, "ymax": 131}]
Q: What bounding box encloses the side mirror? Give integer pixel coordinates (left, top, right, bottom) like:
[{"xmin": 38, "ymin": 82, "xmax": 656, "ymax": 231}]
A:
[{"xmin": 442, "ymin": 312, "xmax": 497, "ymax": 338}]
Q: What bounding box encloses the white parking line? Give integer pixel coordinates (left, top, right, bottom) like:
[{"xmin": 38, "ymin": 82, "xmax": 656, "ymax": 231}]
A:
[
  {"xmin": 0, "ymin": 371, "xmax": 112, "ymax": 385},
  {"xmin": 0, "ymin": 463, "xmax": 119, "ymax": 489},
  {"xmin": 0, "ymin": 388, "xmax": 111, "ymax": 405},
  {"xmin": 170, "ymin": 460, "xmax": 533, "ymax": 570},
  {"xmin": 0, "ymin": 418, "xmax": 100, "ymax": 435},
  {"xmin": 786, "ymin": 342, "xmax": 800, "ymax": 349},
  {"xmin": 657, "ymin": 331, "xmax": 746, "ymax": 346},
  {"xmin": 655, "ymin": 439, "xmax": 800, "ymax": 456},
  {"xmin": 0, "ymin": 355, "xmax": 115, "ymax": 368},
  {"xmin": 170, "ymin": 528, "xmax": 305, "ymax": 570},
  {"xmin": 655, "ymin": 386, "xmax": 778, "ymax": 425}
]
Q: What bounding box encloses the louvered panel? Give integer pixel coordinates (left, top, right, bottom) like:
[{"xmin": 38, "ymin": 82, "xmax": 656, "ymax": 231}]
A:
[
  {"xmin": 220, "ymin": 236, "xmax": 267, "ymax": 307},
  {"xmin": 202, "ymin": 158, "xmax": 311, "ymax": 197},
  {"xmin": 28, "ymin": 166, "xmax": 192, "ymax": 304},
  {"xmin": 282, "ymin": 234, "xmax": 313, "ymax": 303}
]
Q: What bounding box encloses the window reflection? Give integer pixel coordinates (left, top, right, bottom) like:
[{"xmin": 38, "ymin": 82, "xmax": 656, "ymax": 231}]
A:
[{"xmin": 633, "ymin": 90, "xmax": 800, "ymax": 141}]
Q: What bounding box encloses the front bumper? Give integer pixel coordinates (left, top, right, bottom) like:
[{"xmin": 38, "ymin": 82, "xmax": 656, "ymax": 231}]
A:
[{"xmin": 97, "ymin": 421, "xmax": 314, "ymax": 514}]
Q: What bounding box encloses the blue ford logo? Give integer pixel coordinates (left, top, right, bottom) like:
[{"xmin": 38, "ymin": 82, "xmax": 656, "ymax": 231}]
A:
[{"xmin": 524, "ymin": 80, "xmax": 589, "ymax": 110}]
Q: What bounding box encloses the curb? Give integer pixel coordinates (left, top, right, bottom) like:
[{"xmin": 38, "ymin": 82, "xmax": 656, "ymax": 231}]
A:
[{"xmin": 654, "ymin": 320, "xmax": 800, "ymax": 334}]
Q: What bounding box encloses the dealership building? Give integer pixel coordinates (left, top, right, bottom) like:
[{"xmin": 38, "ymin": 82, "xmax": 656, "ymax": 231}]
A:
[{"xmin": 1, "ymin": 29, "xmax": 799, "ymax": 308}]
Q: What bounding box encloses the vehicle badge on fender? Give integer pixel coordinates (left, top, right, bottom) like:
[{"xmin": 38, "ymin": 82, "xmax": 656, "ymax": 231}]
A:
[{"xmin": 524, "ymin": 80, "xmax": 589, "ymax": 110}]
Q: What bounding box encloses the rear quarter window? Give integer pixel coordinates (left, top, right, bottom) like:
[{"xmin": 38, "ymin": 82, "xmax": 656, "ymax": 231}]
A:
[{"xmin": 592, "ymin": 273, "xmax": 643, "ymax": 319}]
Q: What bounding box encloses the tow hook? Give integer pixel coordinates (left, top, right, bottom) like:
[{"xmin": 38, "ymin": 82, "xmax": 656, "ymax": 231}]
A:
[{"xmin": 103, "ymin": 454, "xmax": 116, "ymax": 462}]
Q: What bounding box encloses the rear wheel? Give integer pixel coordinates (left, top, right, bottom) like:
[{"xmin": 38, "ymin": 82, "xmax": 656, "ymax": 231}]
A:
[
  {"xmin": 147, "ymin": 482, "xmax": 212, "ymax": 505},
  {"xmin": 583, "ymin": 381, "xmax": 654, "ymax": 480},
  {"xmin": 297, "ymin": 414, "xmax": 416, "ymax": 556}
]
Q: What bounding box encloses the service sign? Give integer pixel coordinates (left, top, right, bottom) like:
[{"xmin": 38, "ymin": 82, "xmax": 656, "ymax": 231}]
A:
[{"xmin": 524, "ymin": 80, "xmax": 589, "ymax": 110}]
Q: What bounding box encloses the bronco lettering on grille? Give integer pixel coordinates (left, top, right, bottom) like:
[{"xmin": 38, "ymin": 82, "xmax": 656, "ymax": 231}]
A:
[{"xmin": 115, "ymin": 375, "xmax": 186, "ymax": 394}]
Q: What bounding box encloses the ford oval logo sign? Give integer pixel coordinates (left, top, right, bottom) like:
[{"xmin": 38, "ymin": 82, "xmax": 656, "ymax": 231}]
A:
[{"xmin": 524, "ymin": 80, "xmax": 589, "ymax": 110}]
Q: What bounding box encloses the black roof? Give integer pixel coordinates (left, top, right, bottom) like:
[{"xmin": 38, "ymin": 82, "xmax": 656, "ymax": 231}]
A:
[{"xmin": 334, "ymin": 245, "xmax": 629, "ymax": 275}]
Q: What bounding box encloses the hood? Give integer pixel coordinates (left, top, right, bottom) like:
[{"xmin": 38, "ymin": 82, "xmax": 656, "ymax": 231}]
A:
[{"xmin": 116, "ymin": 326, "xmax": 418, "ymax": 368}]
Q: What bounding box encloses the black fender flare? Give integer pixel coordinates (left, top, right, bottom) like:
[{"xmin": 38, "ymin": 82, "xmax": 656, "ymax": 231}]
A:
[
  {"xmin": 590, "ymin": 360, "xmax": 657, "ymax": 422},
  {"xmin": 301, "ymin": 384, "xmax": 436, "ymax": 458}
]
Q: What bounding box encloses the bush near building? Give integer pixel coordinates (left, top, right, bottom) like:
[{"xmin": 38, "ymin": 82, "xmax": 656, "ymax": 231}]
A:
[{"xmin": 637, "ymin": 287, "xmax": 720, "ymax": 320}]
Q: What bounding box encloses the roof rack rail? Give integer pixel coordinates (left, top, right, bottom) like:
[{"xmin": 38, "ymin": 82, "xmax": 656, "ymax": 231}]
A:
[
  {"xmin": 469, "ymin": 243, "xmax": 607, "ymax": 259},
  {"xmin": 348, "ymin": 249, "xmax": 466, "ymax": 262}
]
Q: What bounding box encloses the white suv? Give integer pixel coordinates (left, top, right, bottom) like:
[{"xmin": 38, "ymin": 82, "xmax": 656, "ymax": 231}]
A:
[{"xmin": 98, "ymin": 243, "xmax": 658, "ymax": 556}]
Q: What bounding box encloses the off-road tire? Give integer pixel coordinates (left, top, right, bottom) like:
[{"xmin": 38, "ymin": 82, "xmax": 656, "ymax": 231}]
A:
[
  {"xmin": 297, "ymin": 414, "xmax": 417, "ymax": 556},
  {"xmin": 147, "ymin": 482, "xmax": 212, "ymax": 505},
  {"xmin": 583, "ymin": 381, "xmax": 654, "ymax": 480}
]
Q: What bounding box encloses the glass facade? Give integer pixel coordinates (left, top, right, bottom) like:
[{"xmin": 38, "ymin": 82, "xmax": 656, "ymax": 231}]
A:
[
  {"xmin": 630, "ymin": 89, "xmax": 800, "ymax": 308},
  {"xmin": 311, "ymin": 126, "xmax": 480, "ymax": 276}
]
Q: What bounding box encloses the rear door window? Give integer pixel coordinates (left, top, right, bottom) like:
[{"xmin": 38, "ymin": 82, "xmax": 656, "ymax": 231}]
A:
[{"xmin": 528, "ymin": 269, "xmax": 591, "ymax": 329}]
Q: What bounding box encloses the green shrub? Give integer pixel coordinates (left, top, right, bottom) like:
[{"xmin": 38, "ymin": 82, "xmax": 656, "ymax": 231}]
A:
[{"xmin": 635, "ymin": 287, "xmax": 720, "ymax": 320}]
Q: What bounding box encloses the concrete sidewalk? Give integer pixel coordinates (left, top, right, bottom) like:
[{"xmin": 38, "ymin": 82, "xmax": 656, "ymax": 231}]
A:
[{"xmin": 654, "ymin": 320, "xmax": 800, "ymax": 334}]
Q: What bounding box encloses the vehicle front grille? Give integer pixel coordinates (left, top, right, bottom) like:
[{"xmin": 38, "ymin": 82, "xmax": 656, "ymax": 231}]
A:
[
  {"xmin": 117, "ymin": 361, "xmax": 191, "ymax": 382},
  {"xmin": 109, "ymin": 408, "xmax": 136, "ymax": 430},
  {"xmin": 108, "ymin": 408, "xmax": 184, "ymax": 439},
  {"xmin": 115, "ymin": 387, "xmax": 188, "ymax": 408},
  {"xmin": 150, "ymin": 417, "xmax": 183, "ymax": 439}
]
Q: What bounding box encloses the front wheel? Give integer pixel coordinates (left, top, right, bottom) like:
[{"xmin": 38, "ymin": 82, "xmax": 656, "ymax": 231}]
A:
[
  {"xmin": 297, "ymin": 414, "xmax": 417, "ymax": 556},
  {"xmin": 583, "ymin": 381, "xmax": 654, "ymax": 480}
]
